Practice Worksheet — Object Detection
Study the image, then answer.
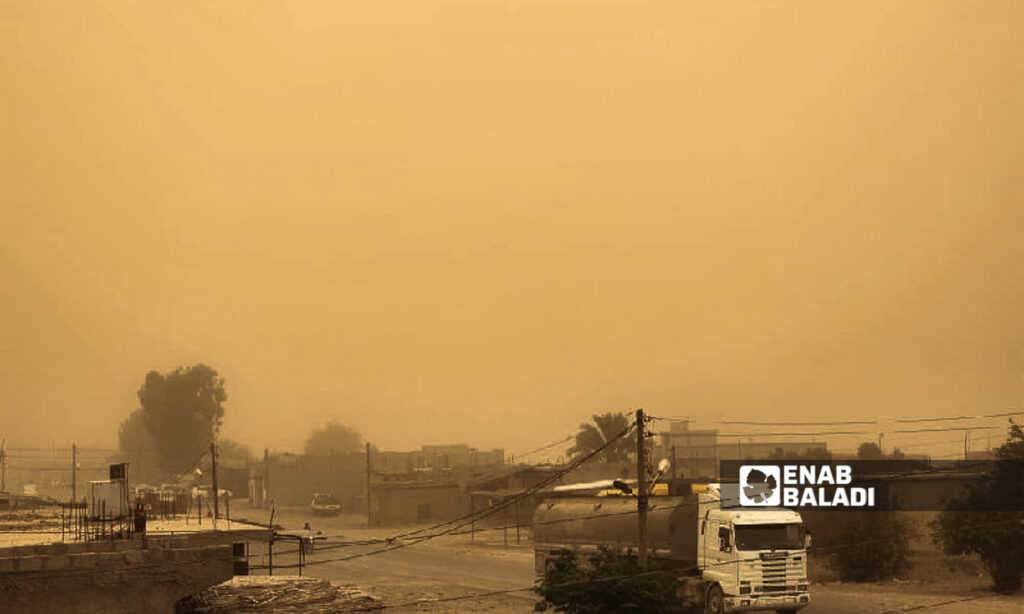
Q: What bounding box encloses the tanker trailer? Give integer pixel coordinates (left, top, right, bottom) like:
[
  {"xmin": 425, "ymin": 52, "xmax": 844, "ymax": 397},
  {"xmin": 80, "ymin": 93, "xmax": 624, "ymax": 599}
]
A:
[{"xmin": 532, "ymin": 486, "xmax": 810, "ymax": 614}]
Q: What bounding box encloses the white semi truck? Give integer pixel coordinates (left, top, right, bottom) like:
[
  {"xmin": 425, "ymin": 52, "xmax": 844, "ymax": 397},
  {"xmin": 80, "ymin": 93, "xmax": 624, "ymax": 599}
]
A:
[{"xmin": 532, "ymin": 484, "xmax": 811, "ymax": 614}]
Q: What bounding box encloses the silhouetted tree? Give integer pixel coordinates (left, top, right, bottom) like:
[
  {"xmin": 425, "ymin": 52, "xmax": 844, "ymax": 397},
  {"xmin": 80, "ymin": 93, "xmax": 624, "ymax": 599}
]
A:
[
  {"xmin": 567, "ymin": 412, "xmax": 636, "ymax": 463},
  {"xmin": 218, "ymin": 439, "xmax": 255, "ymax": 464},
  {"xmin": 117, "ymin": 408, "xmax": 158, "ymax": 482},
  {"xmin": 856, "ymin": 442, "xmax": 884, "ymax": 460},
  {"xmin": 304, "ymin": 420, "xmax": 363, "ymax": 456},
  {"xmin": 136, "ymin": 364, "xmax": 226, "ymax": 476},
  {"xmin": 932, "ymin": 421, "xmax": 1024, "ymax": 591}
]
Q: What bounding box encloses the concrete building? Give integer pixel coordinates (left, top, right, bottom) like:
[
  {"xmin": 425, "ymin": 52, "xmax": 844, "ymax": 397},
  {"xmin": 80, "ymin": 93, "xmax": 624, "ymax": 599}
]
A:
[
  {"xmin": 373, "ymin": 444, "xmax": 504, "ymax": 475},
  {"xmin": 656, "ymin": 421, "xmax": 720, "ymax": 480},
  {"xmin": 370, "ymin": 481, "xmax": 468, "ymax": 524},
  {"xmin": 655, "ymin": 420, "xmax": 829, "ymax": 479}
]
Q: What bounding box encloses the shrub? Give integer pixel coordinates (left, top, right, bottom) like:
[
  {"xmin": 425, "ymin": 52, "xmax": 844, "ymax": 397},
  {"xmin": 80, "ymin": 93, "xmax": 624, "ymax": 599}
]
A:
[
  {"xmin": 823, "ymin": 511, "xmax": 912, "ymax": 582},
  {"xmin": 534, "ymin": 547, "xmax": 694, "ymax": 614},
  {"xmin": 931, "ymin": 421, "xmax": 1024, "ymax": 591}
]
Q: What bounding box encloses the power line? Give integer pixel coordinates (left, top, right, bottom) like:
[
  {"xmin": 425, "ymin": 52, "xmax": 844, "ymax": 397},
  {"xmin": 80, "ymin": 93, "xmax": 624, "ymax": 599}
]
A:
[
  {"xmin": 511, "ymin": 435, "xmax": 573, "ymax": 461},
  {"xmin": 658, "ymin": 410, "xmax": 1023, "ymax": 429},
  {"xmin": 331, "ymin": 516, "xmax": 1023, "ymax": 612},
  {"xmin": 269, "ymin": 425, "xmax": 637, "ymax": 568},
  {"xmin": 874, "ymin": 589, "xmax": 1021, "ymax": 613}
]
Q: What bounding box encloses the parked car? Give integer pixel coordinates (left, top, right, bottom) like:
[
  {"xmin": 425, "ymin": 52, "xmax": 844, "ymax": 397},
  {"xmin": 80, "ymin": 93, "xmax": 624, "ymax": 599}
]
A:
[{"xmin": 310, "ymin": 493, "xmax": 342, "ymax": 516}]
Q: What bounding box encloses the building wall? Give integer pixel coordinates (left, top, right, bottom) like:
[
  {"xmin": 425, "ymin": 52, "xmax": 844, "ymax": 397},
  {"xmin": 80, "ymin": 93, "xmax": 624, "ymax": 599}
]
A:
[{"xmin": 371, "ymin": 483, "xmax": 468, "ymax": 525}]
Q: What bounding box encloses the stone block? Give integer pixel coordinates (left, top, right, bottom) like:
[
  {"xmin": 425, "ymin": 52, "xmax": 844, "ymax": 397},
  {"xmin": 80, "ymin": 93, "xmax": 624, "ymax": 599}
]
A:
[
  {"xmin": 67, "ymin": 554, "xmax": 98, "ymax": 569},
  {"xmin": 15, "ymin": 557, "xmax": 44, "ymax": 572}
]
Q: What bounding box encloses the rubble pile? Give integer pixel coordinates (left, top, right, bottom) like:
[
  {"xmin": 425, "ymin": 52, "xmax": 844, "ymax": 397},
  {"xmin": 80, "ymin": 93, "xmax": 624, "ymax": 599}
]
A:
[{"xmin": 188, "ymin": 576, "xmax": 382, "ymax": 613}]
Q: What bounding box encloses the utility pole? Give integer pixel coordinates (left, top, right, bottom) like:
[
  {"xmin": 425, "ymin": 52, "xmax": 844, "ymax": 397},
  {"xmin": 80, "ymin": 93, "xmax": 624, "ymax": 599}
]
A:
[
  {"xmin": 210, "ymin": 442, "xmax": 219, "ymax": 531},
  {"xmin": 670, "ymin": 444, "xmax": 677, "ymax": 480},
  {"xmin": 268, "ymin": 505, "xmax": 276, "ymax": 576},
  {"xmin": 71, "ymin": 443, "xmax": 77, "ymax": 503},
  {"xmin": 636, "ymin": 408, "xmax": 649, "ymax": 570},
  {"xmin": 365, "ymin": 442, "xmax": 373, "ymax": 528},
  {"xmin": 263, "ymin": 448, "xmax": 270, "ymax": 509},
  {"xmin": 1, "ymin": 438, "xmax": 6, "ymax": 493}
]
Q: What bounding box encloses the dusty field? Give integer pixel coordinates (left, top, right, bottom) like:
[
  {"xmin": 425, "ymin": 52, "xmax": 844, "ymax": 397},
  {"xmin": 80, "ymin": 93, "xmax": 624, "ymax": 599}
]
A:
[{"xmin": 262, "ymin": 505, "xmax": 1022, "ymax": 613}]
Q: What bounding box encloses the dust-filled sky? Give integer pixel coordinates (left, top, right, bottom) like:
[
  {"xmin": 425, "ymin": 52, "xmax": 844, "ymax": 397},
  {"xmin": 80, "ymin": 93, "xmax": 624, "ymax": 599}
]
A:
[{"xmin": 2, "ymin": 1, "xmax": 1021, "ymax": 458}]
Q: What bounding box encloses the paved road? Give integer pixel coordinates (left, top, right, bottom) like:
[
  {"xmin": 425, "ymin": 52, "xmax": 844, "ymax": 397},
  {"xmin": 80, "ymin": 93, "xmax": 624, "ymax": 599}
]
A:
[{"xmin": 264, "ymin": 507, "xmax": 1020, "ymax": 613}]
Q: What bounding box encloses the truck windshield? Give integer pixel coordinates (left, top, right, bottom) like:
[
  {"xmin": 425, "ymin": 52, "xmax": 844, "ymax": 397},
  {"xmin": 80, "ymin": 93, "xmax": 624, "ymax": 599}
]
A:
[{"xmin": 734, "ymin": 524, "xmax": 803, "ymax": 551}]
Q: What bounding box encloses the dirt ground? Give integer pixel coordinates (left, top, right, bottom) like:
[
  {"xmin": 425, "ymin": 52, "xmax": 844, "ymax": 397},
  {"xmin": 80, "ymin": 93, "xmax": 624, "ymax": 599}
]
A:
[
  {"xmin": 263, "ymin": 505, "xmax": 1022, "ymax": 613},
  {"xmin": 2, "ymin": 505, "xmax": 1019, "ymax": 613}
]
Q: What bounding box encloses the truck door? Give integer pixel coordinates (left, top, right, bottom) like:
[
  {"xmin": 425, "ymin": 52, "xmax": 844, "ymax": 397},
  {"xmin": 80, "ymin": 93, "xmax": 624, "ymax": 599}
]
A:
[{"xmin": 703, "ymin": 520, "xmax": 735, "ymax": 589}]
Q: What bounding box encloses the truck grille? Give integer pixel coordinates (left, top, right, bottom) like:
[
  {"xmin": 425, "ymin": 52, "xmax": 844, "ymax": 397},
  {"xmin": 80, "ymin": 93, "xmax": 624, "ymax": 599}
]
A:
[{"xmin": 753, "ymin": 553, "xmax": 802, "ymax": 593}]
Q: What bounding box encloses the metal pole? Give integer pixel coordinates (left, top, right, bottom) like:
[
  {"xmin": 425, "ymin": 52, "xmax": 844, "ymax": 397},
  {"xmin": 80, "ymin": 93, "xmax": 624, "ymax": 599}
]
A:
[
  {"xmin": 515, "ymin": 499, "xmax": 520, "ymax": 544},
  {"xmin": 365, "ymin": 442, "xmax": 373, "ymax": 528},
  {"xmin": 211, "ymin": 442, "xmax": 219, "ymax": 531},
  {"xmin": 671, "ymin": 444, "xmax": 677, "ymax": 480},
  {"xmin": 268, "ymin": 506, "xmax": 276, "ymax": 576},
  {"xmin": 263, "ymin": 448, "xmax": 270, "ymax": 509},
  {"xmin": 636, "ymin": 408, "xmax": 649, "ymax": 570}
]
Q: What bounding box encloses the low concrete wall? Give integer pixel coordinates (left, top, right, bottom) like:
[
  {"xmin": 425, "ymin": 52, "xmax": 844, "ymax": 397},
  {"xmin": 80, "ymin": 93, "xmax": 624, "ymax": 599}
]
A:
[{"xmin": 0, "ymin": 540, "xmax": 241, "ymax": 614}]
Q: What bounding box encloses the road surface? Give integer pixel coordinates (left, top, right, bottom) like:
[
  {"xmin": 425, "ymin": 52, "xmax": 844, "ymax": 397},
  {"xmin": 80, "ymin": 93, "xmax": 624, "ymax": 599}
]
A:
[{"xmin": 262, "ymin": 507, "xmax": 1020, "ymax": 613}]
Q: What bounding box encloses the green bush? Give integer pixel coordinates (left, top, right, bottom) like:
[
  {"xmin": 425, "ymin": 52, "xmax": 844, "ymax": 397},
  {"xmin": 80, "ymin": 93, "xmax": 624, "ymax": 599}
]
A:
[
  {"xmin": 824, "ymin": 511, "xmax": 912, "ymax": 582},
  {"xmin": 534, "ymin": 547, "xmax": 695, "ymax": 614},
  {"xmin": 931, "ymin": 422, "xmax": 1024, "ymax": 591}
]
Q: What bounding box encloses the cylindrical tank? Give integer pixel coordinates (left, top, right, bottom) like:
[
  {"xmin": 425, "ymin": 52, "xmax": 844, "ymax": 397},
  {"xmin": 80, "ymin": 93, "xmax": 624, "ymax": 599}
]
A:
[{"xmin": 532, "ymin": 495, "xmax": 699, "ymax": 567}]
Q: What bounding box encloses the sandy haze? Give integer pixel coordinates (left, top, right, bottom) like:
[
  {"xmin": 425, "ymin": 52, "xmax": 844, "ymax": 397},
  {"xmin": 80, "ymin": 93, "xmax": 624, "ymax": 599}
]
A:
[{"xmin": 2, "ymin": 1, "xmax": 1022, "ymax": 457}]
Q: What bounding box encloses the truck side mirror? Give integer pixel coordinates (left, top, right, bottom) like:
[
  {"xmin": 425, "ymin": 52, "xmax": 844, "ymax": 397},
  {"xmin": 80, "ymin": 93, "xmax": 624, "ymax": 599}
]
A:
[{"xmin": 803, "ymin": 532, "xmax": 812, "ymax": 549}]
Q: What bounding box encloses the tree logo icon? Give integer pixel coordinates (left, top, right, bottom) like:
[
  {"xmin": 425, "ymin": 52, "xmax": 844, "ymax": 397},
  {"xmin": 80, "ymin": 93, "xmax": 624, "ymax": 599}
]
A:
[{"xmin": 739, "ymin": 465, "xmax": 781, "ymax": 506}]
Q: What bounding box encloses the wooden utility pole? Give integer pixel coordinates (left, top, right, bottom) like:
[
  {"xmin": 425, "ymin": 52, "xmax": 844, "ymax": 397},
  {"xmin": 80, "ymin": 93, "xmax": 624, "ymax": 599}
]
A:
[
  {"xmin": 210, "ymin": 442, "xmax": 219, "ymax": 531},
  {"xmin": 636, "ymin": 408, "xmax": 649, "ymax": 570},
  {"xmin": 365, "ymin": 442, "xmax": 373, "ymax": 527},
  {"xmin": 71, "ymin": 443, "xmax": 77, "ymax": 503},
  {"xmin": 263, "ymin": 448, "xmax": 270, "ymax": 509}
]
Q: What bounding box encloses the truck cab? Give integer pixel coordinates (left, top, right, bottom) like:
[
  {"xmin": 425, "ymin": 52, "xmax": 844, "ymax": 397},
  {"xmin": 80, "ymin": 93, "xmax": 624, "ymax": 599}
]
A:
[
  {"xmin": 698, "ymin": 491, "xmax": 810, "ymax": 612},
  {"xmin": 533, "ymin": 483, "xmax": 811, "ymax": 614}
]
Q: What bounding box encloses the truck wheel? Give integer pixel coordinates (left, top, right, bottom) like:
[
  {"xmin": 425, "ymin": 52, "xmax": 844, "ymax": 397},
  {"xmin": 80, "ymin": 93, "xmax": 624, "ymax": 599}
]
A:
[{"xmin": 704, "ymin": 584, "xmax": 725, "ymax": 614}]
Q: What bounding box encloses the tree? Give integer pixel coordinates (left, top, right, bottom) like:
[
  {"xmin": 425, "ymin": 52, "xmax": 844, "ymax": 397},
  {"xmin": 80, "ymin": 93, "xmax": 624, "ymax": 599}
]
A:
[
  {"xmin": 117, "ymin": 408, "xmax": 158, "ymax": 482},
  {"xmin": 856, "ymin": 442, "xmax": 884, "ymax": 460},
  {"xmin": 534, "ymin": 547, "xmax": 693, "ymax": 614},
  {"xmin": 304, "ymin": 420, "xmax": 363, "ymax": 456},
  {"xmin": 218, "ymin": 439, "xmax": 255, "ymax": 464},
  {"xmin": 136, "ymin": 364, "xmax": 227, "ymax": 476},
  {"xmin": 567, "ymin": 412, "xmax": 636, "ymax": 463},
  {"xmin": 932, "ymin": 421, "xmax": 1024, "ymax": 591}
]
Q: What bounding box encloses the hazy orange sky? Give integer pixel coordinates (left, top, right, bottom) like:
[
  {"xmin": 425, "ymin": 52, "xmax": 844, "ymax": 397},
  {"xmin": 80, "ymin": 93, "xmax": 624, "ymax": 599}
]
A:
[{"xmin": 2, "ymin": 1, "xmax": 1021, "ymax": 458}]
